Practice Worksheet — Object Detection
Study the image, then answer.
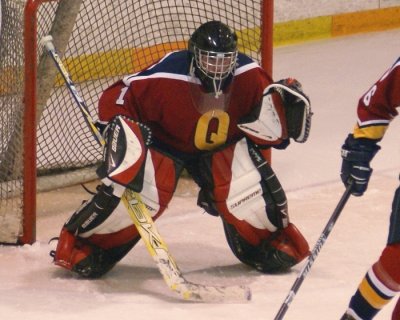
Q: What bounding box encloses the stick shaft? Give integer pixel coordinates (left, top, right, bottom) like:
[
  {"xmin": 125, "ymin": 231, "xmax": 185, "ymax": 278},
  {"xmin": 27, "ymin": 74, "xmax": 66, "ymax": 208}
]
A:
[
  {"xmin": 41, "ymin": 35, "xmax": 105, "ymax": 147},
  {"xmin": 122, "ymin": 189, "xmax": 251, "ymax": 302},
  {"xmin": 274, "ymin": 184, "xmax": 353, "ymax": 319}
]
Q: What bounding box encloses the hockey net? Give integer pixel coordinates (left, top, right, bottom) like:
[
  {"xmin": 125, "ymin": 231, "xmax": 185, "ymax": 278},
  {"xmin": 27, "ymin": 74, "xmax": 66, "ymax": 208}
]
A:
[{"xmin": 0, "ymin": 0, "xmax": 272, "ymax": 244}]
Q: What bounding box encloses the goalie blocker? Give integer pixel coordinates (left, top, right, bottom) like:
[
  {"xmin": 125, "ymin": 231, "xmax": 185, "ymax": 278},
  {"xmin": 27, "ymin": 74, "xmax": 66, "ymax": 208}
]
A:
[{"xmin": 51, "ymin": 119, "xmax": 309, "ymax": 278}]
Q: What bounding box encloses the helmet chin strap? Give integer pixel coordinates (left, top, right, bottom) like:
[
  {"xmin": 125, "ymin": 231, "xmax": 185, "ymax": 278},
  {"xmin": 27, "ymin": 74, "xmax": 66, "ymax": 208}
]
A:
[{"xmin": 212, "ymin": 79, "xmax": 223, "ymax": 98}]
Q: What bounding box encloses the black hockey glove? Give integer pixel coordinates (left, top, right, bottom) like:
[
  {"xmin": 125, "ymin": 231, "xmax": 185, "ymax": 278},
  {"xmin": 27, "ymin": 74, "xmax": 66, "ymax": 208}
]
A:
[{"xmin": 340, "ymin": 134, "xmax": 380, "ymax": 196}]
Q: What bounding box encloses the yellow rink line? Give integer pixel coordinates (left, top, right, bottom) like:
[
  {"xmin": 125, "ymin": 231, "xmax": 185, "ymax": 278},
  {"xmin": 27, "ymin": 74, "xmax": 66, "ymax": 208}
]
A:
[
  {"xmin": 58, "ymin": 5, "xmax": 400, "ymax": 83},
  {"xmin": 1, "ymin": 7, "xmax": 399, "ymax": 93},
  {"xmin": 0, "ymin": 28, "xmax": 261, "ymax": 90},
  {"xmin": 49, "ymin": 30, "xmax": 261, "ymax": 85},
  {"xmin": 274, "ymin": 6, "xmax": 400, "ymax": 46}
]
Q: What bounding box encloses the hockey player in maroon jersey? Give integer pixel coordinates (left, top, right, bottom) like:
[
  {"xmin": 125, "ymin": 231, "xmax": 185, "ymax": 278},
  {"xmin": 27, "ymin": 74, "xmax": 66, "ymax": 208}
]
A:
[
  {"xmin": 340, "ymin": 58, "xmax": 400, "ymax": 320},
  {"xmin": 51, "ymin": 21, "xmax": 312, "ymax": 278}
]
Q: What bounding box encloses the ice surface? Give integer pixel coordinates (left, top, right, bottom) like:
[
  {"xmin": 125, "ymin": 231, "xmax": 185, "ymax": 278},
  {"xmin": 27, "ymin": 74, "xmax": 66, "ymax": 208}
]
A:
[{"xmin": 2, "ymin": 28, "xmax": 400, "ymax": 320}]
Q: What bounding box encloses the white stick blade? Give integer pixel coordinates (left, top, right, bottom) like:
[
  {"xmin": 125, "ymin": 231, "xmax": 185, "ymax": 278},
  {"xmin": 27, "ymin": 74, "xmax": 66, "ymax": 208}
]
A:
[{"xmin": 182, "ymin": 281, "xmax": 252, "ymax": 303}]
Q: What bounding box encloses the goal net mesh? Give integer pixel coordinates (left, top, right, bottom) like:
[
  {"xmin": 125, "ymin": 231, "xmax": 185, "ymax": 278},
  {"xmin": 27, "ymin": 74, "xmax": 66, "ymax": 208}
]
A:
[{"xmin": 0, "ymin": 0, "xmax": 266, "ymax": 243}]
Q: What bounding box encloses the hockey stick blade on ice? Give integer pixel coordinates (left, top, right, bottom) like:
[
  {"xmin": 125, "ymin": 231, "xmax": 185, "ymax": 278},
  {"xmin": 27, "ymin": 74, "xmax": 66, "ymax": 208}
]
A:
[
  {"xmin": 122, "ymin": 189, "xmax": 252, "ymax": 302},
  {"xmin": 274, "ymin": 182, "xmax": 354, "ymax": 319},
  {"xmin": 42, "ymin": 35, "xmax": 251, "ymax": 302}
]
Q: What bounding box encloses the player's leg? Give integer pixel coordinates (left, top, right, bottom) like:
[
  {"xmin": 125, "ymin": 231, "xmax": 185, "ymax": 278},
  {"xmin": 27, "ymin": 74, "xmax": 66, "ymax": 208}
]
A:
[
  {"xmin": 52, "ymin": 148, "xmax": 182, "ymax": 278},
  {"xmin": 392, "ymin": 296, "xmax": 400, "ymax": 320},
  {"xmin": 342, "ymin": 184, "xmax": 400, "ymax": 319},
  {"xmin": 341, "ymin": 251, "xmax": 400, "ymax": 320},
  {"xmin": 52, "ymin": 185, "xmax": 142, "ymax": 277},
  {"xmin": 52, "ymin": 117, "xmax": 183, "ymax": 277},
  {"xmin": 222, "ymin": 220, "xmax": 309, "ymax": 273},
  {"xmin": 194, "ymin": 138, "xmax": 309, "ymax": 273}
]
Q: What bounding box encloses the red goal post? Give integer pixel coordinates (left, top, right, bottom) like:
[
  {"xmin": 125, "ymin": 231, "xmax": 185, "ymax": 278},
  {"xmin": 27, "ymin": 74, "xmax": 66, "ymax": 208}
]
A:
[{"xmin": 0, "ymin": 0, "xmax": 273, "ymax": 245}]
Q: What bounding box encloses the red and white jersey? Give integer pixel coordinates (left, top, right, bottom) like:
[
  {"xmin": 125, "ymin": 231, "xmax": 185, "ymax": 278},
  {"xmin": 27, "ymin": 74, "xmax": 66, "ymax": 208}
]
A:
[
  {"xmin": 98, "ymin": 50, "xmax": 272, "ymax": 155},
  {"xmin": 353, "ymin": 57, "xmax": 400, "ymax": 141}
]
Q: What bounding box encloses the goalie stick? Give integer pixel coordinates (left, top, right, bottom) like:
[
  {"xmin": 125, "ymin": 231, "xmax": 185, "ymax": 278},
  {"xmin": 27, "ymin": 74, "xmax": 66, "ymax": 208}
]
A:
[
  {"xmin": 273, "ymin": 182, "xmax": 354, "ymax": 319},
  {"xmin": 40, "ymin": 35, "xmax": 105, "ymax": 147},
  {"xmin": 41, "ymin": 35, "xmax": 251, "ymax": 302},
  {"xmin": 122, "ymin": 189, "xmax": 251, "ymax": 302}
]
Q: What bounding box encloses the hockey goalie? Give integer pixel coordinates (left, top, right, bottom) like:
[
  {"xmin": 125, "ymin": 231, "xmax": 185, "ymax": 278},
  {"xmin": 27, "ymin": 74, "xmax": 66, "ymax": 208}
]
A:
[{"xmin": 51, "ymin": 20, "xmax": 312, "ymax": 278}]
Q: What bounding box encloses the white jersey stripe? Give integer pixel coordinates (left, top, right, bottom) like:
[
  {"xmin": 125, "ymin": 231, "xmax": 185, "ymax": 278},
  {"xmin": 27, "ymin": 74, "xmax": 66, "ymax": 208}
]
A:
[
  {"xmin": 357, "ymin": 118, "xmax": 390, "ymax": 127},
  {"xmin": 367, "ymin": 267, "xmax": 398, "ymax": 297},
  {"xmin": 122, "ymin": 55, "xmax": 260, "ymax": 86}
]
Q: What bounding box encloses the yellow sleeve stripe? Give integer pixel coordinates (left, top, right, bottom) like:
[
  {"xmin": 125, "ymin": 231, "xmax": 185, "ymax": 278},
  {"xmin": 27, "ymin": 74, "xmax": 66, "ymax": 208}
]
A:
[
  {"xmin": 358, "ymin": 277, "xmax": 392, "ymax": 309},
  {"xmin": 353, "ymin": 124, "xmax": 388, "ymax": 140}
]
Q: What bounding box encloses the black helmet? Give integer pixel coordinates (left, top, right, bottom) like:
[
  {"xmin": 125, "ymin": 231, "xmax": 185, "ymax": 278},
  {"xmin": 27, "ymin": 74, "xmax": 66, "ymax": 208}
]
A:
[{"xmin": 188, "ymin": 21, "xmax": 238, "ymax": 96}]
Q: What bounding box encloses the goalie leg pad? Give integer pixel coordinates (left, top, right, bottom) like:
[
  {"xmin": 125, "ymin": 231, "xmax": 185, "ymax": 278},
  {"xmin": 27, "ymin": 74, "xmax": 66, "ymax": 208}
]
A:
[
  {"xmin": 97, "ymin": 115, "xmax": 151, "ymax": 187},
  {"xmin": 51, "ymin": 182, "xmax": 135, "ymax": 276},
  {"xmin": 64, "ymin": 184, "xmax": 121, "ymax": 234},
  {"xmin": 196, "ymin": 138, "xmax": 288, "ymax": 239},
  {"xmin": 260, "ymin": 223, "xmax": 310, "ymax": 273},
  {"xmin": 223, "ymin": 221, "xmax": 309, "ymax": 273},
  {"xmin": 247, "ymin": 141, "xmax": 289, "ymax": 229},
  {"xmin": 53, "ymin": 201, "xmax": 146, "ymax": 278},
  {"xmin": 52, "ymin": 226, "xmax": 141, "ymax": 278},
  {"xmin": 52, "ymin": 183, "xmax": 142, "ymax": 277},
  {"xmin": 194, "ymin": 139, "xmax": 309, "ymax": 272},
  {"xmin": 52, "ymin": 148, "xmax": 182, "ymax": 278},
  {"xmin": 138, "ymin": 147, "xmax": 184, "ymax": 216}
]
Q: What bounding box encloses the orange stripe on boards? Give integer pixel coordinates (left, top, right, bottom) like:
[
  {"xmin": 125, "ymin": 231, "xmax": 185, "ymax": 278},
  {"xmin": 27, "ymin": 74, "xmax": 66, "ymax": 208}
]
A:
[{"xmin": 332, "ymin": 7, "xmax": 400, "ymax": 37}]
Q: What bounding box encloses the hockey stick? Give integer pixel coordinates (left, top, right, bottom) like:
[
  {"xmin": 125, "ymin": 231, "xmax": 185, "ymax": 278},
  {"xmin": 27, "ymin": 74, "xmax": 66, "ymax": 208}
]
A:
[
  {"xmin": 273, "ymin": 182, "xmax": 354, "ymax": 319},
  {"xmin": 122, "ymin": 189, "xmax": 251, "ymax": 302},
  {"xmin": 41, "ymin": 35, "xmax": 251, "ymax": 302},
  {"xmin": 40, "ymin": 35, "xmax": 105, "ymax": 147}
]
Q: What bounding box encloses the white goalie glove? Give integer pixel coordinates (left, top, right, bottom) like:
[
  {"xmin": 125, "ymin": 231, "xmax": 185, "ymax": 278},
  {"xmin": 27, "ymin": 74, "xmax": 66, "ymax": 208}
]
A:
[{"xmin": 238, "ymin": 78, "xmax": 312, "ymax": 145}]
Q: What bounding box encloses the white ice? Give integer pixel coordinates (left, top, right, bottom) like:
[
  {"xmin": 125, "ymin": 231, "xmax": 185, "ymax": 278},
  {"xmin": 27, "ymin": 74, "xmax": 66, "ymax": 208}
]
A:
[{"xmin": 2, "ymin": 29, "xmax": 400, "ymax": 320}]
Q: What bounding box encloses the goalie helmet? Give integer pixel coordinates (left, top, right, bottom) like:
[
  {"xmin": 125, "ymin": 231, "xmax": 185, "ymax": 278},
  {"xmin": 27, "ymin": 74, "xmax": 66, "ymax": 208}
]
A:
[{"xmin": 188, "ymin": 21, "xmax": 238, "ymax": 97}]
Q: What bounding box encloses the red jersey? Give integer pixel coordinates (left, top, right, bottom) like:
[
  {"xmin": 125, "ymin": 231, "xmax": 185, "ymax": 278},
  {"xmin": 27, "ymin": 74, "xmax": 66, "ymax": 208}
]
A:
[
  {"xmin": 353, "ymin": 57, "xmax": 400, "ymax": 141},
  {"xmin": 98, "ymin": 50, "xmax": 272, "ymax": 155}
]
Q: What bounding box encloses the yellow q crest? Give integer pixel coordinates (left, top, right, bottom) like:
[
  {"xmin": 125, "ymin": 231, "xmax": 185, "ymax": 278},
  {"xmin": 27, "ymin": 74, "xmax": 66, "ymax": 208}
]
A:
[{"xmin": 194, "ymin": 109, "xmax": 230, "ymax": 150}]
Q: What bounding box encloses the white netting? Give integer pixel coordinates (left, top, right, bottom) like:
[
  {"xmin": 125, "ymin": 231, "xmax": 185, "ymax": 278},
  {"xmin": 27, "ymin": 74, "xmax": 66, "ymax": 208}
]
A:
[{"xmin": 0, "ymin": 0, "xmax": 265, "ymax": 243}]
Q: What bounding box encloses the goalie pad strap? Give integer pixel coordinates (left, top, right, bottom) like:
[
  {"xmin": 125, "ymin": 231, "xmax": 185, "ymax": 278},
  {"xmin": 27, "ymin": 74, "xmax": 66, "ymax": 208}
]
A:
[
  {"xmin": 64, "ymin": 184, "xmax": 121, "ymax": 235},
  {"xmin": 247, "ymin": 141, "xmax": 289, "ymax": 228},
  {"xmin": 195, "ymin": 139, "xmax": 288, "ymax": 246}
]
